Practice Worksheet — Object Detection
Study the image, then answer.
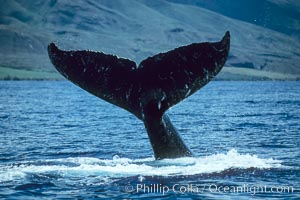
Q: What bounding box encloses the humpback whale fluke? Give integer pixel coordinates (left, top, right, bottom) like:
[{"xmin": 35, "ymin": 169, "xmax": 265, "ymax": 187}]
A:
[{"xmin": 48, "ymin": 31, "xmax": 230, "ymax": 159}]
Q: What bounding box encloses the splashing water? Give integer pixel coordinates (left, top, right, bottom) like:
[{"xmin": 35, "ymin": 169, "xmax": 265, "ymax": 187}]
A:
[{"xmin": 0, "ymin": 149, "xmax": 281, "ymax": 184}]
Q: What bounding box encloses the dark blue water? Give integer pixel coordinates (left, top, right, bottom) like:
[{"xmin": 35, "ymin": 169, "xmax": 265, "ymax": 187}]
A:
[{"xmin": 0, "ymin": 81, "xmax": 299, "ymax": 199}]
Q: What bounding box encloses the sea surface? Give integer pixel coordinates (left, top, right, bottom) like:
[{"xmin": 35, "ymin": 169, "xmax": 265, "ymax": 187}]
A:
[{"xmin": 0, "ymin": 81, "xmax": 299, "ymax": 199}]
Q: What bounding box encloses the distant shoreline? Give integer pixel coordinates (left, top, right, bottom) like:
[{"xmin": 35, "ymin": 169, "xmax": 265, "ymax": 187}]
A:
[{"xmin": 0, "ymin": 66, "xmax": 299, "ymax": 81}]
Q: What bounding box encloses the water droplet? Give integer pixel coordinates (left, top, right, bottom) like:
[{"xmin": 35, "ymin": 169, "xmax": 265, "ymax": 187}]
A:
[
  {"xmin": 138, "ymin": 175, "xmax": 145, "ymax": 182},
  {"xmin": 113, "ymin": 154, "xmax": 120, "ymax": 160}
]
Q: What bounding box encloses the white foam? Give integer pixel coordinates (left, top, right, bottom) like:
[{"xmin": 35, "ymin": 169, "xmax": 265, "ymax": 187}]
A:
[{"xmin": 0, "ymin": 149, "xmax": 282, "ymax": 183}]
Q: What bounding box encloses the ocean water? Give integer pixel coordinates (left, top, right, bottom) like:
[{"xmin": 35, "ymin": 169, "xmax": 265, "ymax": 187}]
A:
[{"xmin": 0, "ymin": 81, "xmax": 299, "ymax": 199}]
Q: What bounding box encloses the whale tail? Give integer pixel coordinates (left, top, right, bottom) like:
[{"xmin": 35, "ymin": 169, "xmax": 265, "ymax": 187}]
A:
[{"xmin": 48, "ymin": 31, "xmax": 230, "ymax": 159}]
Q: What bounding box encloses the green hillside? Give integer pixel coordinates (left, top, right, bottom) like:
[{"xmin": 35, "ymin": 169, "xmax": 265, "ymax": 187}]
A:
[{"xmin": 1, "ymin": 66, "xmax": 298, "ymax": 81}]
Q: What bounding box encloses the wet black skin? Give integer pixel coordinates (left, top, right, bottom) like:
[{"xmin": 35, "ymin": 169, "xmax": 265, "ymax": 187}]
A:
[{"xmin": 48, "ymin": 31, "xmax": 230, "ymax": 159}]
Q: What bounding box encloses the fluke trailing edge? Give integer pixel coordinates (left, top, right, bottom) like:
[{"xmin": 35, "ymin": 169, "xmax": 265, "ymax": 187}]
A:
[{"xmin": 48, "ymin": 31, "xmax": 230, "ymax": 159}]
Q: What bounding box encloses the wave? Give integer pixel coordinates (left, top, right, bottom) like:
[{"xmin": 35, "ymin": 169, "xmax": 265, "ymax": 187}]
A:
[{"xmin": 0, "ymin": 149, "xmax": 282, "ymax": 183}]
